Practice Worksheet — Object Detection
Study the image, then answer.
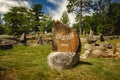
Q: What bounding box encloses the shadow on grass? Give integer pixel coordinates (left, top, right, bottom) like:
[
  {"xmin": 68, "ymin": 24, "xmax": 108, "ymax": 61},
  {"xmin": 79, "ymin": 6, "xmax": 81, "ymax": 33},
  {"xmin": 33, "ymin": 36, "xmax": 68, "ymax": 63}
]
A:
[{"xmin": 74, "ymin": 61, "xmax": 93, "ymax": 67}]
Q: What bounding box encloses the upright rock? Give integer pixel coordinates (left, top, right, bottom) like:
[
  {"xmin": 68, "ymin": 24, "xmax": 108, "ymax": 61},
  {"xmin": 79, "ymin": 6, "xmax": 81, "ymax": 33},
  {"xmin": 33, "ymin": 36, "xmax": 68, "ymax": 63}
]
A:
[
  {"xmin": 99, "ymin": 33, "xmax": 104, "ymax": 42},
  {"xmin": 19, "ymin": 33, "xmax": 26, "ymax": 43},
  {"xmin": 52, "ymin": 21, "xmax": 80, "ymax": 52},
  {"xmin": 48, "ymin": 21, "xmax": 81, "ymax": 70},
  {"xmin": 116, "ymin": 43, "xmax": 120, "ymax": 54},
  {"xmin": 87, "ymin": 29, "xmax": 97, "ymax": 44}
]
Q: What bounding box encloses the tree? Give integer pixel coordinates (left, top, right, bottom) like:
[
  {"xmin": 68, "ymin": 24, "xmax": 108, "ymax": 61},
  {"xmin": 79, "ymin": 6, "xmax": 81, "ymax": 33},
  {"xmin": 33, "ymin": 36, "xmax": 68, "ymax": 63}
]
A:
[
  {"xmin": 0, "ymin": 15, "xmax": 2, "ymax": 25},
  {"xmin": 83, "ymin": 16, "xmax": 93, "ymax": 34},
  {"xmin": 0, "ymin": 25, "xmax": 4, "ymax": 35},
  {"xmin": 67, "ymin": 0, "xmax": 93, "ymax": 35},
  {"xmin": 0, "ymin": 15, "xmax": 4, "ymax": 34},
  {"xmin": 3, "ymin": 4, "xmax": 54, "ymax": 35},
  {"xmin": 83, "ymin": 2, "xmax": 120, "ymax": 35},
  {"xmin": 93, "ymin": 0, "xmax": 111, "ymax": 34},
  {"xmin": 72, "ymin": 23, "xmax": 80, "ymax": 35},
  {"xmin": 3, "ymin": 7, "xmax": 32, "ymax": 35},
  {"xmin": 40, "ymin": 14, "xmax": 53, "ymax": 34},
  {"xmin": 32, "ymin": 4, "xmax": 43, "ymax": 32},
  {"xmin": 60, "ymin": 11, "xmax": 69, "ymax": 25},
  {"xmin": 107, "ymin": 2, "xmax": 120, "ymax": 35}
]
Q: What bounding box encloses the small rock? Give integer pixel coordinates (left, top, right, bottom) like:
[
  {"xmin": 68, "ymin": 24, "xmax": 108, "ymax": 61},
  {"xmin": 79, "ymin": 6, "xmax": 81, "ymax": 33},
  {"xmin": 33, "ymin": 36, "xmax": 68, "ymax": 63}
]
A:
[
  {"xmin": 80, "ymin": 49, "xmax": 91, "ymax": 59},
  {"xmin": 99, "ymin": 33, "xmax": 104, "ymax": 42},
  {"xmin": 90, "ymin": 48, "xmax": 108, "ymax": 57},
  {"xmin": 102, "ymin": 42, "xmax": 112, "ymax": 49},
  {"xmin": 84, "ymin": 44, "xmax": 91, "ymax": 50}
]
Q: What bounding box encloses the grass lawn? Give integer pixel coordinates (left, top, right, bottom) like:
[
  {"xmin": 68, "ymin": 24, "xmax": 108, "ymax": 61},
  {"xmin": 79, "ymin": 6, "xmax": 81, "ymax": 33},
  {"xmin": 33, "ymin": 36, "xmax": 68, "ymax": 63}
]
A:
[{"xmin": 0, "ymin": 45, "xmax": 120, "ymax": 80}]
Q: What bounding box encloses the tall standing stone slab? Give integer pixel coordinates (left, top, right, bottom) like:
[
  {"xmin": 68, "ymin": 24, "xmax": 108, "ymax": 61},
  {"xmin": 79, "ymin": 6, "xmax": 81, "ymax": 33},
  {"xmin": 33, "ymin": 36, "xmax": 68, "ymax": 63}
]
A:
[
  {"xmin": 47, "ymin": 21, "xmax": 81, "ymax": 70},
  {"xmin": 52, "ymin": 21, "xmax": 80, "ymax": 52}
]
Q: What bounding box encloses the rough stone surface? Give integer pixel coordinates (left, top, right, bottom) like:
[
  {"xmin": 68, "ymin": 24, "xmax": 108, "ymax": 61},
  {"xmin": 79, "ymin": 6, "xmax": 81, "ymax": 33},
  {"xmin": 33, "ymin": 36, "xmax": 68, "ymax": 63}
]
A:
[
  {"xmin": 87, "ymin": 36, "xmax": 97, "ymax": 44},
  {"xmin": 47, "ymin": 52, "xmax": 79, "ymax": 70},
  {"xmin": 81, "ymin": 38, "xmax": 87, "ymax": 43},
  {"xmin": 48, "ymin": 21, "xmax": 81, "ymax": 70},
  {"xmin": 52, "ymin": 21, "xmax": 80, "ymax": 52},
  {"xmin": 80, "ymin": 49, "xmax": 91, "ymax": 59},
  {"xmin": 116, "ymin": 43, "xmax": 120, "ymax": 53},
  {"xmin": 99, "ymin": 33, "xmax": 104, "ymax": 42},
  {"xmin": 102, "ymin": 42, "xmax": 112, "ymax": 49},
  {"xmin": 90, "ymin": 49, "xmax": 106, "ymax": 57},
  {"xmin": 84, "ymin": 44, "xmax": 91, "ymax": 50},
  {"xmin": 0, "ymin": 35, "xmax": 16, "ymax": 39},
  {"xmin": 19, "ymin": 33, "xmax": 26, "ymax": 43},
  {"xmin": 86, "ymin": 29, "xmax": 97, "ymax": 44}
]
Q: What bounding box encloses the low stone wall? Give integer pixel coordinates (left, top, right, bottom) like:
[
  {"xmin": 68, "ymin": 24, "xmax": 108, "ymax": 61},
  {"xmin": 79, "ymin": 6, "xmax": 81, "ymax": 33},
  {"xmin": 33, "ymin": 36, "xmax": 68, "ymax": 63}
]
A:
[{"xmin": 0, "ymin": 44, "xmax": 13, "ymax": 50}]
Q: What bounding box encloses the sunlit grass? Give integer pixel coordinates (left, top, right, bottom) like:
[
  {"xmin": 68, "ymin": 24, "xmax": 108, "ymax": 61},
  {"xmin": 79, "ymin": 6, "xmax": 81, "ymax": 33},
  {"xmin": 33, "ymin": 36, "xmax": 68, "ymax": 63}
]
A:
[
  {"xmin": 0, "ymin": 45, "xmax": 120, "ymax": 80},
  {"xmin": 106, "ymin": 38, "xmax": 120, "ymax": 44}
]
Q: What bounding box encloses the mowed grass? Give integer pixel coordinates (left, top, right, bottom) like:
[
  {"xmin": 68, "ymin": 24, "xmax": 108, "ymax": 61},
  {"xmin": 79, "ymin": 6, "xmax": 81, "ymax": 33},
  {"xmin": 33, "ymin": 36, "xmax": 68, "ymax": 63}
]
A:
[{"xmin": 0, "ymin": 45, "xmax": 120, "ymax": 80}]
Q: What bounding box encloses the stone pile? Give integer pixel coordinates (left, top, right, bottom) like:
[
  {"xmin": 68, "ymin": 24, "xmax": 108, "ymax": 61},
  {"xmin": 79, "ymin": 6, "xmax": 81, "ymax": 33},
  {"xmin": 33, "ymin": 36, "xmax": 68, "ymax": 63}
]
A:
[{"xmin": 81, "ymin": 42, "xmax": 120, "ymax": 59}]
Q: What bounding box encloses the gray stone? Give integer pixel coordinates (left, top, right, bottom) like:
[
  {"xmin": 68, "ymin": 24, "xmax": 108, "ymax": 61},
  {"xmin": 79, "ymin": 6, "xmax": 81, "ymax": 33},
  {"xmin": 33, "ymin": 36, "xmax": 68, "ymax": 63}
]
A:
[
  {"xmin": 90, "ymin": 48, "xmax": 108, "ymax": 57},
  {"xmin": 99, "ymin": 33, "xmax": 104, "ymax": 42},
  {"xmin": 102, "ymin": 42, "xmax": 112, "ymax": 49},
  {"xmin": 19, "ymin": 33, "xmax": 26, "ymax": 43},
  {"xmin": 0, "ymin": 35, "xmax": 16, "ymax": 39},
  {"xmin": 116, "ymin": 43, "xmax": 120, "ymax": 53},
  {"xmin": 84, "ymin": 44, "xmax": 91, "ymax": 50},
  {"xmin": 80, "ymin": 49, "xmax": 91, "ymax": 59},
  {"xmin": 47, "ymin": 52, "xmax": 79, "ymax": 70},
  {"xmin": 81, "ymin": 38, "xmax": 87, "ymax": 43}
]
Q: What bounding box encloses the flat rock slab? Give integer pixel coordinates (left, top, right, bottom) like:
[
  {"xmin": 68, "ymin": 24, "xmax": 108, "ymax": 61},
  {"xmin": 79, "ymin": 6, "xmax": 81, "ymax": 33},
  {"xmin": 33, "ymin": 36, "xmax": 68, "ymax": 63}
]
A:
[
  {"xmin": 0, "ymin": 44, "xmax": 13, "ymax": 50},
  {"xmin": 47, "ymin": 52, "xmax": 79, "ymax": 70}
]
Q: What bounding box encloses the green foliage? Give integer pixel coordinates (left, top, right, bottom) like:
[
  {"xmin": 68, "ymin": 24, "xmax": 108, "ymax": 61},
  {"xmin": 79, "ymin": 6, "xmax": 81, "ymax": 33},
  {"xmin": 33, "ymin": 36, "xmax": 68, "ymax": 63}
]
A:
[
  {"xmin": 94, "ymin": 0, "xmax": 111, "ymax": 13},
  {"xmin": 3, "ymin": 24, "xmax": 13, "ymax": 35},
  {"xmin": 0, "ymin": 25, "xmax": 4, "ymax": 35},
  {"xmin": 3, "ymin": 4, "xmax": 53, "ymax": 35},
  {"xmin": 82, "ymin": 2, "xmax": 120, "ymax": 35},
  {"xmin": 60, "ymin": 11, "xmax": 69, "ymax": 25},
  {"xmin": 3, "ymin": 7, "xmax": 32, "ymax": 35},
  {"xmin": 83, "ymin": 16, "xmax": 93, "ymax": 34},
  {"xmin": 72, "ymin": 23, "xmax": 80, "ymax": 35},
  {"xmin": 107, "ymin": 2, "xmax": 120, "ymax": 35},
  {"xmin": 67, "ymin": 0, "xmax": 94, "ymax": 35},
  {"xmin": 32, "ymin": 4, "xmax": 42, "ymax": 16},
  {"xmin": 67, "ymin": 0, "xmax": 120, "ymax": 35},
  {"xmin": 40, "ymin": 14, "xmax": 53, "ymax": 34},
  {"xmin": 67, "ymin": 0, "xmax": 92, "ymax": 13},
  {"xmin": 31, "ymin": 4, "xmax": 43, "ymax": 32}
]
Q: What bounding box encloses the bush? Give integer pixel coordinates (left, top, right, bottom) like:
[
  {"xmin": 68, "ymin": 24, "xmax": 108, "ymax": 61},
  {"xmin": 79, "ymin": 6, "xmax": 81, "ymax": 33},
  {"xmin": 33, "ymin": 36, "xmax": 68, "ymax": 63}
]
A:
[{"xmin": 0, "ymin": 25, "xmax": 4, "ymax": 35}]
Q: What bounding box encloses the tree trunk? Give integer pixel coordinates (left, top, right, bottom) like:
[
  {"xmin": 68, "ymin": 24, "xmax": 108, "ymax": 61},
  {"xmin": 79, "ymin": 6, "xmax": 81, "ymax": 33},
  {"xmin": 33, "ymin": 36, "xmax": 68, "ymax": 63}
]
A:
[{"xmin": 79, "ymin": 0, "xmax": 83, "ymax": 36}]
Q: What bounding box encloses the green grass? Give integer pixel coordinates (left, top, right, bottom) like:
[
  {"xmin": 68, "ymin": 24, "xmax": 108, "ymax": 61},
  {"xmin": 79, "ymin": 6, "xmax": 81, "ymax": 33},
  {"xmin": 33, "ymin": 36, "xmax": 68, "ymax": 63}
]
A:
[
  {"xmin": 0, "ymin": 45, "xmax": 120, "ymax": 80},
  {"xmin": 106, "ymin": 38, "xmax": 120, "ymax": 44}
]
